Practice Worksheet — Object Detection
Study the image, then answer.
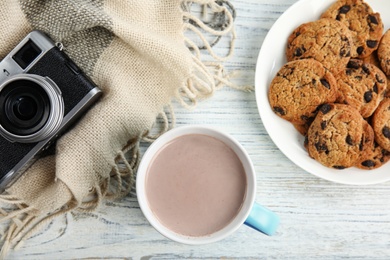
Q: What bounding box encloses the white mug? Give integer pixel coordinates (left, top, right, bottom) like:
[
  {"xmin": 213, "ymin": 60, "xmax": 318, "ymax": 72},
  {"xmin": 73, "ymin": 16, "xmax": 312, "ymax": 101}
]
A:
[{"xmin": 136, "ymin": 125, "xmax": 280, "ymax": 245}]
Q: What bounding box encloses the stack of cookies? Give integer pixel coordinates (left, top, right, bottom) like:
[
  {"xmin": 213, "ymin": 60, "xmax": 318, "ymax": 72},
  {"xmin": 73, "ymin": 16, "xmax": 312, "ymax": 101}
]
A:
[{"xmin": 268, "ymin": 0, "xmax": 390, "ymax": 170}]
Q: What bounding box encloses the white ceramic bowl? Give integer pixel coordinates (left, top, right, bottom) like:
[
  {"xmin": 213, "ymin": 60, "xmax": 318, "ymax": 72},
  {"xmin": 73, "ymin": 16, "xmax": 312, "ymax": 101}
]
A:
[{"xmin": 255, "ymin": 0, "xmax": 390, "ymax": 185}]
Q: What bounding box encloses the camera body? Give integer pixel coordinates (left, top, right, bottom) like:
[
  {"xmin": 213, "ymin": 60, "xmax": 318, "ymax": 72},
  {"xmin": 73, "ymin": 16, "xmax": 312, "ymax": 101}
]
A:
[{"xmin": 0, "ymin": 31, "xmax": 102, "ymax": 192}]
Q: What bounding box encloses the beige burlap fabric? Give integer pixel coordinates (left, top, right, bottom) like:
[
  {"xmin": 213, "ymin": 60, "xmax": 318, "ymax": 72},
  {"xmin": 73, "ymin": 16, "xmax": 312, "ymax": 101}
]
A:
[{"xmin": 0, "ymin": 0, "xmax": 240, "ymax": 257}]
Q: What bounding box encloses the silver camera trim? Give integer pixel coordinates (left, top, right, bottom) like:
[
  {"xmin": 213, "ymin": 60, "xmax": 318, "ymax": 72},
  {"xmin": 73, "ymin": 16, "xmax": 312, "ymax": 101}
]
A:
[
  {"xmin": 0, "ymin": 30, "xmax": 103, "ymax": 192},
  {"xmin": 0, "ymin": 74, "xmax": 65, "ymax": 143}
]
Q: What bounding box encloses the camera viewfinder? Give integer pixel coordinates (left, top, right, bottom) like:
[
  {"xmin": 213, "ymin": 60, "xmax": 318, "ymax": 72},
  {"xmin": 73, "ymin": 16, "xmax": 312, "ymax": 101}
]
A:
[{"xmin": 12, "ymin": 40, "xmax": 42, "ymax": 69}]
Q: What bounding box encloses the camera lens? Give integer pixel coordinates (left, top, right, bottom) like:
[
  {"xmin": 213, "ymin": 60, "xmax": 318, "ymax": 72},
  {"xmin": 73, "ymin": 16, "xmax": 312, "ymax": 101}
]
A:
[
  {"xmin": 0, "ymin": 75, "xmax": 64, "ymax": 143},
  {"xmin": 0, "ymin": 81, "xmax": 50, "ymax": 136},
  {"xmin": 13, "ymin": 96, "xmax": 38, "ymax": 120}
]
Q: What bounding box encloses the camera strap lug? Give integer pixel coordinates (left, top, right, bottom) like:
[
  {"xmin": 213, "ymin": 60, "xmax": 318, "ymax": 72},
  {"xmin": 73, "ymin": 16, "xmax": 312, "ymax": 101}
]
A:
[{"xmin": 55, "ymin": 42, "xmax": 64, "ymax": 51}]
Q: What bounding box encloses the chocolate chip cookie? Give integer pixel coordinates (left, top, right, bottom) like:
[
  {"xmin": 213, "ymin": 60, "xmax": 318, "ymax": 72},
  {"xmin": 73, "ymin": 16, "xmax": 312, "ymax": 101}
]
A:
[
  {"xmin": 357, "ymin": 140, "xmax": 390, "ymax": 170},
  {"xmin": 378, "ymin": 29, "xmax": 390, "ymax": 77},
  {"xmin": 335, "ymin": 59, "xmax": 387, "ymax": 118},
  {"xmin": 321, "ymin": 0, "xmax": 383, "ymax": 58},
  {"xmin": 268, "ymin": 59, "xmax": 338, "ymax": 126},
  {"xmin": 286, "ymin": 18, "xmax": 354, "ymax": 74},
  {"xmin": 307, "ymin": 103, "xmax": 364, "ymax": 169},
  {"xmin": 372, "ymin": 98, "xmax": 390, "ymax": 151}
]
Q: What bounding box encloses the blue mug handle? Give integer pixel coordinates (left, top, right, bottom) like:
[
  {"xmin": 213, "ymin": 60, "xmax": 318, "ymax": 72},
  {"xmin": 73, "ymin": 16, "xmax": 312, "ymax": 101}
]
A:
[{"xmin": 244, "ymin": 202, "xmax": 280, "ymax": 236}]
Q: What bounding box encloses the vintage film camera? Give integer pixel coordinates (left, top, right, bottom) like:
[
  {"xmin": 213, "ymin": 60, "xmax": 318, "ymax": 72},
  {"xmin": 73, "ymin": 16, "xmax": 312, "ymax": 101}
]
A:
[{"xmin": 0, "ymin": 31, "xmax": 102, "ymax": 192}]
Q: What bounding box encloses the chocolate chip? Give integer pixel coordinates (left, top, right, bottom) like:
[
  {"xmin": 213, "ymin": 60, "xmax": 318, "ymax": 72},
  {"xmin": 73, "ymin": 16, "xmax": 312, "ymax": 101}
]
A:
[
  {"xmin": 346, "ymin": 135, "xmax": 353, "ymax": 145},
  {"xmin": 301, "ymin": 115, "xmax": 310, "ymax": 122},
  {"xmin": 320, "ymin": 104, "xmax": 332, "ymax": 114},
  {"xmin": 321, "ymin": 121, "xmax": 327, "ymax": 130},
  {"xmin": 346, "ymin": 69, "xmax": 353, "ymax": 75},
  {"xmin": 383, "ymin": 149, "xmax": 390, "ymax": 156},
  {"xmin": 294, "ymin": 48, "xmax": 303, "ymax": 57},
  {"xmin": 362, "ymin": 160, "xmax": 376, "ymax": 168},
  {"xmin": 312, "ymin": 79, "xmax": 317, "ymax": 85},
  {"xmin": 364, "ymin": 91, "xmax": 373, "ymax": 103},
  {"xmin": 313, "ymin": 105, "xmax": 322, "ymax": 113},
  {"xmin": 315, "ymin": 142, "xmax": 328, "ymax": 152},
  {"xmin": 373, "ymin": 83, "xmax": 378, "ymax": 94},
  {"xmin": 347, "ymin": 60, "xmax": 360, "ymax": 69},
  {"xmin": 286, "ymin": 66, "xmax": 296, "ymax": 76},
  {"xmin": 362, "ymin": 65, "xmax": 370, "ymax": 74},
  {"xmin": 333, "ymin": 165, "xmax": 346, "ymax": 170},
  {"xmin": 367, "ymin": 40, "xmax": 378, "ymax": 48},
  {"xmin": 273, "ymin": 107, "xmax": 286, "ymax": 116},
  {"xmin": 376, "ymin": 74, "xmax": 385, "ymax": 84},
  {"xmin": 295, "ymin": 31, "xmax": 301, "ymax": 37},
  {"xmin": 320, "ymin": 79, "xmax": 330, "ymax": 89},
  {"xmin": 306, "ymin": 117, "xmax": 315, "ymax": 126},
  {"xmin": 368, "ymin": 15, "xmax": 378, "ymax": 25},
  {"xmin": 341, "ymin": 36, "xmax": 349, "ymax": 42},
  {"xmin": 339, "ymin": 5, "xmax": 351, "ymax": 14},
  {"xmin": 357, "ymin": 46, "xmax": 364, "ymax": 55},
  {"xmin": 383, "ymin": 126, "xmax": 390, "ymax": 139},
  {"xmin": 340, "ymin": 48, "xmax": 347, "ymax": 57}
]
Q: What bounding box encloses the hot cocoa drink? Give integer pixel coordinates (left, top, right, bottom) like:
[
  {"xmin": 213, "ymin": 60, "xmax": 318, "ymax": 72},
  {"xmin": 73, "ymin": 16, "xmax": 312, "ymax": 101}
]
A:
[{"xmin": 145, "ymin": 134, "xmax": 247, "ymax": 237}]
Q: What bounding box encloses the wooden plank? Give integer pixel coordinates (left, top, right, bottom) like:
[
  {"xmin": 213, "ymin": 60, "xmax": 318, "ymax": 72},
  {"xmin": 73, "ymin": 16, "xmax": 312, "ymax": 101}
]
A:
[{"xmin": 5, "ymin": 0, "xmax": 390, "ymax": 259}]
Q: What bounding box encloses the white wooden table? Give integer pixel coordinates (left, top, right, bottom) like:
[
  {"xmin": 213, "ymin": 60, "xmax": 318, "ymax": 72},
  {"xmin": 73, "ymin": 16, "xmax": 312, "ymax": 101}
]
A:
[{"xmin": 8, "ymin": 0, "xmax": 390, "ymax": 259}]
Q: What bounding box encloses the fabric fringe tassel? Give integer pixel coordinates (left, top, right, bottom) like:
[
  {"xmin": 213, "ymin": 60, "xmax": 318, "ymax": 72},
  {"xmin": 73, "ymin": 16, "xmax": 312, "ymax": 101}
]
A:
[
  {"xmin": 0, "ymin": 107, "xmax": 175, "ymax": 258},
  {"xmin": 0, "ymin": 0, "xmax": 250, "ymax": 258},
  {"xmin": 179, "ymin": 0, "xmax": 254, "ymax": 109}
]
